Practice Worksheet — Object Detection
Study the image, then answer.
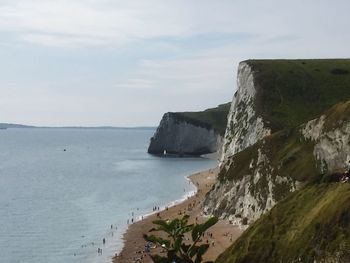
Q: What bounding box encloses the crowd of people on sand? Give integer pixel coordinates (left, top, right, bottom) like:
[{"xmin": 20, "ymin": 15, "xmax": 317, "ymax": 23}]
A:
[{"xmin": 340, "ymin": 160, "xmax": 350, "ymax": 183}]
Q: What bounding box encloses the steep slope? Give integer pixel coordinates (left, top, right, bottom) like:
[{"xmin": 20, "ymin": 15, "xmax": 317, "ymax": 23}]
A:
[
  {"xmin": 221, "ymin": 59, "xmax": 350, "ymax": 163},
  {"xmin": 205, "ymin": 59, "xmax": 350, "ymax": 226},
  {"xmin": 148, "ymin": 103, "xmax": 230, "ymax": 155},
  {"xmin": 205, "ymin": 100, "xmax": 350, "ymax": 225},
  {"xmin": 216, "ymin": 183, "xmax": 350, "ymax": 263},
  {"xmin": 205, "ymin": 59, "xmax": 350, "ymax": 262}
]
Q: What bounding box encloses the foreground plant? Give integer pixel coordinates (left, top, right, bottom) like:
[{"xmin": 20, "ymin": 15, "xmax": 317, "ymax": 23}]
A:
[{"xmin": 144, "ymin": 215, "xmax": 218, "ymax": 263}]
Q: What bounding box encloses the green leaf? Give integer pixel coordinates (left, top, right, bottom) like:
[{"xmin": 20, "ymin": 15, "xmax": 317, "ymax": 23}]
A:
[
  {"xmin": 201, "ymin": 217, "xmax": 218, "ymax": 233},
  {"xmin": 189, "ymin": 245, "xmax": 199, "ymax": 258},
  {"xmin": 150, "ymin": 254, "xmax": 171, "ymax": 263},
  {"xmin": 195, "ymin": 244, "xmax": 209, "ymax": 263},
  {"xmin": 152, "ymin": 219, "xmax": 172, "ymax": 233},
  {"xmin": 181, "ymin": 243, "xmax": 191, "ymax": 253},
  {"xmin": 192, "ymin": 224, "xmax": 201, "ymax": 242},
  {"xmin": 174, "ymin": 236, "xmax": 182, "ymax": 251}
]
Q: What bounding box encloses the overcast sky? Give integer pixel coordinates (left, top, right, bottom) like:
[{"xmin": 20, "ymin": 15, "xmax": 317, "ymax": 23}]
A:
[{"xmin": 0, "ymin": 0, "xmax": 349, "ymax": 126}]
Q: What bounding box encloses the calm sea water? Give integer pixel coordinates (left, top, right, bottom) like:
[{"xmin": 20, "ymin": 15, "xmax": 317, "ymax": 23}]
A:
[{"xmin": 0, "ymin": 128, "xmax": 216, "ymax": 263}]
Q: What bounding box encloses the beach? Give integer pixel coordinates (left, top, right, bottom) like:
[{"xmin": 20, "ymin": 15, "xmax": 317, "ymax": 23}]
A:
[{"xmin": 113, "ymin": 168, "xmax": 243, "ymax": 263}]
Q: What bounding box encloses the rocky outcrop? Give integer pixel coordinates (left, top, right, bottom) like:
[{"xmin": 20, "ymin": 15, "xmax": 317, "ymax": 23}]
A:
[
  {"xmin": 204, "ymin": 59, "xmax": 350, "ymax": 227},
  {"xmin": 220, "ymin": 62, "xmax": 270, "ymax": 165},
  {"xmin": 204, "ymin": 133, "xmax": 301, "ymax": 226},
  {"xmin": 148, "ymin": 112, "xmax": 222, "ymax": 155},
  {"xmin": 205, "ymin": 102, "xmax": 350, "ymax": 226},
  {"xmin": 301, "ymin": 101, "xmax": 350, "ymax": 173}
]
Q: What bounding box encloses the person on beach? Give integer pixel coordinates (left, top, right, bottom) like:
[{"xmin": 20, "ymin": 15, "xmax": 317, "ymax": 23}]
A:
[{"xmin": 103, "ymin": 238, "xmax": 106, "ymax": 244}]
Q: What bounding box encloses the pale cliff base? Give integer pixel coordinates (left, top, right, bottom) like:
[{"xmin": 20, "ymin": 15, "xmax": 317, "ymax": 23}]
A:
[{"xmin": 113, "ymin": 168, "xmax": 242, "ymax": 263}]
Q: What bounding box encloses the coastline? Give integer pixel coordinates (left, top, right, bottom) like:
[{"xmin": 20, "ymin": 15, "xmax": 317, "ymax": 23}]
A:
[{"xmin": 113, "ymin": 167, "xmax": 243, "ymax": 263}]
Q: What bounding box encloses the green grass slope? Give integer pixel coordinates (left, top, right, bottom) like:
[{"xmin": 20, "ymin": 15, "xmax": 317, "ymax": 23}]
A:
[
  {"xmin": 211, "ymin": 123, "xmax": 319, "ymax": 217},
  {"xmin": 172, "ymin": 102, "xmax": 231, "ymax": 135},
  {"xmin": 216, "ymin": 183, "xmax": 350, "ymax": 263},
  {"xmin": 247, "ymin": 59, "xmax": 350, "ymax": 131},
  {"xmin": 214, "ymin": 96, "xmax": 350, "ymax": 262}
]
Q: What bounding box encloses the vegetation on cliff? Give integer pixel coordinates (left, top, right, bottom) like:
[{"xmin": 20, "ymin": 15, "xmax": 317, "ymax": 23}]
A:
[
  {"xmin": 148, "ymin": 103, "xmax": 230, "ymax": 155},
  {"xmin": 216, "ymin": 183, "xmax": 350, "ymax": 263},
  {"xmin": 172, "ymin": 102, "xmax": 231, "ymax": 135},
  {"xmin": 209, "ymin": 60, "xmax": 350, "ymax": 262},
  {"xmin": 247, "ymin": 59, "xmax": 350, "ymax": 131},
  {"xmin": 213, "ymin": 99, "xmax": 350, "ymax": 218},
  {"xmin": 214, "ymin": 99, "xmax": 350, "ymax": 261}
]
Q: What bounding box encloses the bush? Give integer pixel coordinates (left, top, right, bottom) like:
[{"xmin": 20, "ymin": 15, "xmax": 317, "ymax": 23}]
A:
[{"xmin": 144, "ymin": 215, "xmax": 218, "ymax": 263}]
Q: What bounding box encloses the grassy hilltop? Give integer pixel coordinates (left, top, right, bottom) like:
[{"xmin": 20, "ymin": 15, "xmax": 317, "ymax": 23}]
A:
[
  {"xmin": 247, "ymin": 59, "xmax": 350, "ymax": 130},
  {"xmin": 171, "ymin": 102, "xmax": 231, "ymax": 135}
]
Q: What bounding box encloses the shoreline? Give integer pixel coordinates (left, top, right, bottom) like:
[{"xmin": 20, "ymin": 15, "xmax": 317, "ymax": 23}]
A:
[
  {"xmin": 134, "ymin": 176, "xmax": 197, "ymax": 223},
  {"xmin": 113, "ymin": 167, "xmax": 243, "ymax": 263}
]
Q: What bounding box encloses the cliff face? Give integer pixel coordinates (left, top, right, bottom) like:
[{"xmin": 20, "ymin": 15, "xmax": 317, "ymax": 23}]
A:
[
  {"xmin": 205, "ymin": 101, "xmax": 350, "ymax": 226},
  {"xmin": 204, "ymin": 59, "xmax": 350, "ymax": 227},
  {"xmin": 301, "ymin": 102, "xmax": 350, "ymax": 173},
  {"xmin": 148, "ymin": 103, "xmax": 230, "ymax": 155},
  {"xmin": 148, "ymin": 112, "xmax": 222, "ymax": 155},
  {"xmin": 220, "ymin": 62, "xmax": 270, "ymax": 164}
]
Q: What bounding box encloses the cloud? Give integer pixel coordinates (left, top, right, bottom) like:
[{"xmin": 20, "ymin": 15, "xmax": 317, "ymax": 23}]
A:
[
  {"xmin": 0, "ymin": 0, "xmax": 196, "ymax": 47},
  {"xmin": 1, "ymin": 0, "xmax": 347, "ymax": 48},
  {"xmin": 0, "ymin": 0, "xmax": 350, "ymax": 126}
]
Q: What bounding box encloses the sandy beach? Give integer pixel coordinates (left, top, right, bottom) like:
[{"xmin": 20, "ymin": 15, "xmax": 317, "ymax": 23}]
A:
[{"xmin": 113, "ymin": 167, "xmax": 243, "ymax": 263}]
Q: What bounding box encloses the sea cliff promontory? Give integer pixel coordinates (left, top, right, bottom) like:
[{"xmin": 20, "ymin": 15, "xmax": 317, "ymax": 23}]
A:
[{"xmin": 148, "ymin": 103, "xmax": 230, "ymax": 156}]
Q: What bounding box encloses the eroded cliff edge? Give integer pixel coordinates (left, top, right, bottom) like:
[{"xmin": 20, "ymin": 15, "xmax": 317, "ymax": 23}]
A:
[
  {"xmin": 204, "ymin": 59, "xmax": 350, "ymax": 226},
  {"xmin": 148, "ymin": 103, "xmax": 230, "ymax": 156},
  {"xmin": 214, "ymin": 101, "xmax": 350, "ymax": 263}
]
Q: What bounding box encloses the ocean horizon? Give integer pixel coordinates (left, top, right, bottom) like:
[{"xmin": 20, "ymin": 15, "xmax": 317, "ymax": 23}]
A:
[{"xmin": 0, "ymin": 128, "xmax": 216, "ymax": 263}]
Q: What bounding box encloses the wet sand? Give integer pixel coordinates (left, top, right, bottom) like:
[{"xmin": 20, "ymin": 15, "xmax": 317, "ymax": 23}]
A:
[{"xmin": 113, "ymin": 168, "xmax": 242, "ymax": 263}]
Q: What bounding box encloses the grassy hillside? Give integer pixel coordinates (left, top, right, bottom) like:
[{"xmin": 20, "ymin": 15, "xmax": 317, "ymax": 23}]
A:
[
  {"xmin": 211, "ymin": 123, "xmax": 319, "ymax": 217},
  {"xmin": 247, "ymin": 59, "xmax": 350, "ymax": 131},
  {"xmin": 172, "ymin": 102, "xmax": 231, "ymax": 135},
  {"xmin": 216, "ymin": 182, "xmax": 350, "ymax": 263},
  {"xmin": 213, "ymin": 77, "xmax": 350, "ymax": 262}
]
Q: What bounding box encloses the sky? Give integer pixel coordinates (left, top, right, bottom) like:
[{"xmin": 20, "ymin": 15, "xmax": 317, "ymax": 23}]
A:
[{"xmin": 0, "ymin": 0, "xmax": 349, "ymax": 127}]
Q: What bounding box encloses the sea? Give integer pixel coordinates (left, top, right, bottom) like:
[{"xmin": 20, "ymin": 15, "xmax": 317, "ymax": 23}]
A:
[{"xmin": 0, "ymin": 128, "xmax": 216, "ymax": 263}]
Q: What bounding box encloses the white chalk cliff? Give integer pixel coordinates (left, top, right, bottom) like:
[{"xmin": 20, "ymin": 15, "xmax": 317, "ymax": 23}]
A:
[
  {"xmin": 220, "ymin": 62, "xmax": 270, "ymax": 165},
  {"xmin": 148, "ymin": 113, "xmax": 222, "ymax": 155},
  {"xmin": 203, "ymin": 61, "xmax": 350, "ymax": 226}
]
